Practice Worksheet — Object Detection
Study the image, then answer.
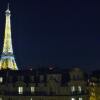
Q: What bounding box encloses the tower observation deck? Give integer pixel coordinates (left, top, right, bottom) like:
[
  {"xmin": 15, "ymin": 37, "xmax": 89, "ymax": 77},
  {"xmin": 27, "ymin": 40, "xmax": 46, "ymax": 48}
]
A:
[{"xmin": 0, "ymin": 4, "xmax": 18, "ymax": 70}]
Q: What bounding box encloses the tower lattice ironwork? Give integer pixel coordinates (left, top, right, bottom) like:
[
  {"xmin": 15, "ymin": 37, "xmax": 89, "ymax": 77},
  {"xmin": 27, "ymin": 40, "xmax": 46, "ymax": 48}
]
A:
[{"xmin": 0, "ymin": 4, "xmax": 18, "ymax": 70}]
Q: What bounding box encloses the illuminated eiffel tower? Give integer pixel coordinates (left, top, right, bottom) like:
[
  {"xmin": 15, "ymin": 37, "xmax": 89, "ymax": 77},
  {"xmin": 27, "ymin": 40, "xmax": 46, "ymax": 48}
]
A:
[{"xmin": 0, "ymin": 4, "xmax": 18, "ymax": 70}]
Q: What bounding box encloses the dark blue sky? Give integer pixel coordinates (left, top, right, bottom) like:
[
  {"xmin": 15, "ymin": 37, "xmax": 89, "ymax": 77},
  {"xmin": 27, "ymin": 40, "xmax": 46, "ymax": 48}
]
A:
[{"xmin": 0, "ymin": 0, "xmax": 100, "ymax": 71}]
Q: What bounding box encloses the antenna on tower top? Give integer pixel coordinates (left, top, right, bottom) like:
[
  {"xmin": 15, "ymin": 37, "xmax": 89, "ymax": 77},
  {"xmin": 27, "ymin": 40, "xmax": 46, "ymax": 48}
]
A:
[
  {"xmin": 7, "ymin": 3, "xmax": 9, "ymax": 10},
  {"xmin": 6, "ymin": 3, "xmax": 10, "ymax": 14}
]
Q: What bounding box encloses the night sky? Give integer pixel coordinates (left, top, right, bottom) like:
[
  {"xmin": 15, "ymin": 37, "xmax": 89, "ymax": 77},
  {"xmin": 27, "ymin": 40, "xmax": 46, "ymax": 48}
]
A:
[{"xmin": 0, "ymin": 0, "xmax": 100, "ymax": 71}]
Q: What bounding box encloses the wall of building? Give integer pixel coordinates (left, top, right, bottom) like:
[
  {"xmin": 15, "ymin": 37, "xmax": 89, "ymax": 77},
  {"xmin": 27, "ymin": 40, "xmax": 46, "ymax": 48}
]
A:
[{"xmin": 0, "ymin": 67, "xmax": 92, "ymax": 100}]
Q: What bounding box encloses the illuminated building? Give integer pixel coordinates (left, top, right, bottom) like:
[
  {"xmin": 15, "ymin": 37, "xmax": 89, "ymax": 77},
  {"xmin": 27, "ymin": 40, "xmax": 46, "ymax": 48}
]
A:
[
  {"xmin": 0, "ymin": 4, "xmax": 18, "ymax": 70},
  {"xmin": 89, "ymin": 70, "xmax": 100, "ymax": 100}
]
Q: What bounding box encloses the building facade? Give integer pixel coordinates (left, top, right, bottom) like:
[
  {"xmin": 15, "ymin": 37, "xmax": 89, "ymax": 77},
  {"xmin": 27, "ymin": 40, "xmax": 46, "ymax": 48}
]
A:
[
  {"xmin": 89, "ymin": 70, "xmax": 100, "ymax": 100},
  {"xmin": 0, "ymin": 67, "xmax": 89, "ymax": 100}
]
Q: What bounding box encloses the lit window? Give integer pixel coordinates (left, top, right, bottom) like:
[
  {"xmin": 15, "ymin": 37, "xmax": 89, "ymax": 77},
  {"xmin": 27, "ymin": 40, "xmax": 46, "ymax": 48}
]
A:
[
  {"xmin": 78, "ymin": 86, "xmax": 82, "ymax": 92},
  {"xmin": 30, "ymin": 98, "xmax": 32, "ymax": 100},
  {"xmin": 18, "ymin": 86, "xmax": 23, "ymax": 94},
  {"xmin": 71, "ymin": 86, "xmax": 75, "ymax": 92},
  {"xmin": 91, "ymin": 92, "xmax": 95, "ymax": 96},
  {"xmin": 31, "ymin": 86, "xmax": 35, "ymax": 93},
  {"xmin": 71, "ymin": 98, "xmax": 75, "ymax": 100},
  {"xmin": 0, "ymin": 77, "xmax": 3, "ymax": 83},
  {"xmin": 79, "ymin": 97, "xmax": 82, "ymax": 100},
  {"xmin": 0, "ymin": 98, "xmax": 2, "ymax": 100}
]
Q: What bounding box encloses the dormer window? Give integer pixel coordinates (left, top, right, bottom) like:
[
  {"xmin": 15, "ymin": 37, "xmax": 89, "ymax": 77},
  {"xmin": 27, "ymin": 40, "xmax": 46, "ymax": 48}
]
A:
[
  {"xmin": 31, "ymin": 86, "xmax": 35, "ymax": 93},
  {"xmin": 0, "ymin": 77, "xmax": 3, "ymax": 83},
  {"xmin": 79, "ymin": 97, "xmax": 82, "ymax": 100},
  {"xmin": 71, "ymin": 86, "xmax": 75, "ymax": 92},
  {"xmin": 0, "ymin": 97, "xmax": 2, "ymax": 100},
  {"xmin": 30, "ymin": 98, "xmax": 33, "ymax": 100},
  {"xmin": 78, "ymin": 86, "xmax": 82, "ymax": 92},
  {"xmin": 18, "ymin": 86, "xmax": 23, "ymax": 94},
  {"xmin": 71, "ymin": 98, "xmax": 75, "ymax": 100}
]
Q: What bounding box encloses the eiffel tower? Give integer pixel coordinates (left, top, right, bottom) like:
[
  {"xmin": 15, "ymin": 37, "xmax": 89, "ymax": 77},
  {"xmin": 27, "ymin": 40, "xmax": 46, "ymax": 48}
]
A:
[{"xmin": 0, "ymin": 4, "xmax": 18, "ymax": 70}]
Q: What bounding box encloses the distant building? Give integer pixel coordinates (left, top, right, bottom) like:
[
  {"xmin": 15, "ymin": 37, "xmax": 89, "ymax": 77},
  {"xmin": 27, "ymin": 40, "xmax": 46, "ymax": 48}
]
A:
[
  {"xmin": 0, "ymin": 67, "xmax": 89, "ymax": 100},
  {"xmin": 89, "ymin": 70, "xmax": 100, "ymax": 100}
]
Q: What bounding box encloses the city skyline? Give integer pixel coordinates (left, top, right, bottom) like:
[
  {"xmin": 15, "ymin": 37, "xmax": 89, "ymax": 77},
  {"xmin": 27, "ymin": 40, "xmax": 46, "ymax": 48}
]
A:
[{"xmin": 0, "ymin": 0, "xmax": 100, "ymax": 71}]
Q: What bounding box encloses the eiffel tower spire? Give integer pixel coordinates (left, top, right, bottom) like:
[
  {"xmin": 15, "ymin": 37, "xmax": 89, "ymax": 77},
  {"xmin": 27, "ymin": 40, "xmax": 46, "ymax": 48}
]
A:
[
  {"xmin": 0, "ymin": 4, "xmax": 18, "ymax": 70},
  {"xmin": 7, "ymin": 3, "xmax": 9, "ymax": 10}
]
